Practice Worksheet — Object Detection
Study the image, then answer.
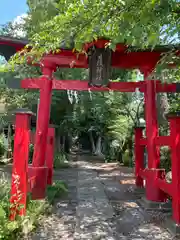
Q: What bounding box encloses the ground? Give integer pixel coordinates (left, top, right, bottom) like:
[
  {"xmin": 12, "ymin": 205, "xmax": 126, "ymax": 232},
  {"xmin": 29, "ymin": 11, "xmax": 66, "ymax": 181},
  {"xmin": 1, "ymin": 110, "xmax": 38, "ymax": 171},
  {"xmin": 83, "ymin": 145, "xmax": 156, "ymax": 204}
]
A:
[
  {"xmin": 26, "ymin": 154, "xmax": 176, "ymax": 240},
  {"xmin": 0, "ymin": 155, "xmax": 175, "ymax": 239}
]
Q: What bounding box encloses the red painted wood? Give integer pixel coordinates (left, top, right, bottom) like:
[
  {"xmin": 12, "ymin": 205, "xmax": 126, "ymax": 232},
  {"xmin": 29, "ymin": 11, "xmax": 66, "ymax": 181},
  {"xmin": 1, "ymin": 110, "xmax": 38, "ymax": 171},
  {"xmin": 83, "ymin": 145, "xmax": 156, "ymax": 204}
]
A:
[
  {"xmin": 41, "ymin": 39, "xmax": 178, "ymax": 69},
  {"xmin": 113, "ymin": 51, "xmax": 161, "ymax": 70},
  {"xmin": 34, "ymin": 50, "xmax": 178, "ymax": 70},
  {"xmin": 32, "ymin": 76, "xmax": 53, "ymax": 167},
  {"xmin": 156, "ymin": 179, "xmax": 173, "ymax": 196},
  {"xmin": 140, "ymin": 136, "xmax": 170, "ymax": 147},
  {"xmin": 21, "ymin": 78, "xmax": 178, "ymax": 93},
  {"xmin": 0, "ymin": 40, "xmax": 25, "ymax": 51},
  {"xmin": 32, "ymin": 51, "xmax": 162, "ymax": 70},
  {"xmin": 28, "ymin": 166, "xmax": 48, "ymax": 200},
  {"xmin": 144, "ymin": 80, "xmax": 168, "ymax": 202},
  {"xmin": 139, "ymin": 139, "xmax": 147, "ymax": 146},
  {"xmin": 30, "ymin": 132, "xmax": 35, "ymax": 144},
  {"xmin": 139, "ymin": 168, "xmax": 167, "ymax": 202},
  {"xmin": 138, "ymin": 168, "xmax": 151, "ymax": 179},
  {"xmin": 169, "ymin": 116, "xmax": 180, "ymax": 224},
  {"xmin": 83, "ymin": 39, "xmax": 127, "ymax": 52},
  {"xmin": 28, "ymin": 50, "xmax": 180, "ymax": 70},
  {"xmin": 9, "ymin": 113, "xmax": 31, "ymax": 220},
  {"xmin": 42, "ymin": 51, "xmax": 88, "ymax": 68},
  {"xmin": 156, "ymin": 82, "xmax": 177, "ymax": 92},
  {"xmin": 154, "ymin": 136, "xmax": 171, "ymax": 146},
  {"xmin": 139, "ymin": 168, "xmax": 165, "ymax": 179},
  {"xmin": 135, "ymin": 128, "xmax": 144, "ymax": 187},
  {"xmin": 21, "ymin": 79, "xmax": 44, "ymax": 89},
  {"xmin": 1, "ymin": 37, "xmax": 179, "ymax": 69},
  {"xmin": 27, "ymin": 171, "xmax": 36, "ymax": 193},
  {"xmin": 144, "ymin": 80, "xmax": 160, "ymax": 169},
  {"xmin": 21, "ymin": 79, "xmax": 145, "ymax": 92},
  {"xmin": 52, "ymin": 80, "xmax": 144, "ymax": 92},
  {"xmin": 46, "ymin": 127, "xmax": 55, "ymax": 185}
]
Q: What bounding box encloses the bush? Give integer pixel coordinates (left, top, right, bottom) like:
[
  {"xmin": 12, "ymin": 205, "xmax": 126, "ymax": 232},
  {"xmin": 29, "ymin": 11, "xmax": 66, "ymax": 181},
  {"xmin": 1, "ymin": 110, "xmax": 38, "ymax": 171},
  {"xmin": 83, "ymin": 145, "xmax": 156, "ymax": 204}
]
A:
[
  {"xmin": 0, "ymin": 134, "xmax": 7, "ymax": 158},
  {"xmin": 0, "ymin": 175, "xmax": 67, "ymax": 239},
  {"xmin": 160, "ymin": 146, "xmax": 171, "ymax": 172},
  {"xmin": 103, "ymin": 140, "xmax": 121, "ymax": 163},
  {"xmin": 46, "ymin": 181, "xmax": 68, "ymax": 203},
  {"xmin": 123, "ymin": 150, "xmax": 131, "ymax": 167},
  {"xmin": 54, "ymin": 151, "xmax": 69, "ymax": 169}
]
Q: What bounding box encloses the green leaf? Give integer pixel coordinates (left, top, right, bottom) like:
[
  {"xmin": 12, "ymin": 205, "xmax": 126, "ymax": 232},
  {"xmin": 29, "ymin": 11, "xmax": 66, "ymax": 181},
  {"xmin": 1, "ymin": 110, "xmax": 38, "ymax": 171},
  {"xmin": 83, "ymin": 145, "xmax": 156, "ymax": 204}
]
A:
[{"xmin": 0, "ymin": 206, "xmax": 6, "ymax": 219}]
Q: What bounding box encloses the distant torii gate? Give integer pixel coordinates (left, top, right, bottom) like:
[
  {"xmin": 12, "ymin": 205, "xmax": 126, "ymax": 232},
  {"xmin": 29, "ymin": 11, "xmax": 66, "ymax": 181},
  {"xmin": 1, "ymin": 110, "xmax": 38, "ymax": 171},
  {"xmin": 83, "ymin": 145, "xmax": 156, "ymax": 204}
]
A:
[{"xmin": 3, "ymin": 37, "xmax": 180, "ymax": 227}]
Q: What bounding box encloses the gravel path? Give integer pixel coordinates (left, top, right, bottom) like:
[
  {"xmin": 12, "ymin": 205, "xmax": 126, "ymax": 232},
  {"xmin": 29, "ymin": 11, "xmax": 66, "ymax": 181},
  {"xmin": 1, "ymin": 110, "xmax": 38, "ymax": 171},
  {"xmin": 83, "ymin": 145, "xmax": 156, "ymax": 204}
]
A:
[
  {"xmin": 30, "ymin": 167, "xmax": 78, "ymax": 240},
  {"xmin": 29, "ymin": 155, "xmax": 175, "ymax": 239}
]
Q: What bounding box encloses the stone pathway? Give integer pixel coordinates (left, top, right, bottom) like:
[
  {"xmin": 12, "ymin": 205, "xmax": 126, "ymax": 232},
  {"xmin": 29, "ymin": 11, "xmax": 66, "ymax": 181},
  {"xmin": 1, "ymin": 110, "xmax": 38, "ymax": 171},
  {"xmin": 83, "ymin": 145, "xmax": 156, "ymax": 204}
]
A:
[
  {"xmin": 30, "ymin": 167, "xmax": 78, "ymax": 240},
  {"xmin": 30, "ymin": 155, "xmax": 176, "ymax": 239},
  {"xmin": 95, "ymin": 162, "xmax": 174, "ymax": 239},
  {"xmin": 74, "ymin": 167, "xmax": 115, "ymax": 240}
]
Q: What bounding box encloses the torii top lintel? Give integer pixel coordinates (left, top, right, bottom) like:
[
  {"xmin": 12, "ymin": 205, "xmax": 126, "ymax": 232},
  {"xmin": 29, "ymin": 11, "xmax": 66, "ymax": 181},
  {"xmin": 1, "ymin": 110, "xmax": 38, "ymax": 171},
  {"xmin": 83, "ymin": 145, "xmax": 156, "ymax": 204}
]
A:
[{"xmin": 0, "ymin": 36, "xmax": 179, "ymax": 72}]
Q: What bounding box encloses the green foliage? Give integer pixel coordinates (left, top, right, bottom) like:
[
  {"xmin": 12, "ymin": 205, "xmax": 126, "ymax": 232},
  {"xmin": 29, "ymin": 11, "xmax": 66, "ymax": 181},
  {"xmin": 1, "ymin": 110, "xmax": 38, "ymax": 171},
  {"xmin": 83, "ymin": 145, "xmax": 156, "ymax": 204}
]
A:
[
  {"xmin": 23, "ymin": 0, "xmax": 179, "ymax": 55},
  {"xmin": 0, "ymin": 177, "xmax": 67, "ymax": 239},
  {"xmin": 160, "ymin": 146, "xmax": 171, "ymax": 172},
  {"xmin": 103, "ymin": 138, "xmax": 120, "ymax": 162},
  {"xmin": 0, "ymin": 88, "xmax": 38, "ymax": 113},
  {"xmin": 122, "ymin": 150, "xmax": 131, "ymax": 167},
  {"xmin": 0, "ymin": 134, "xmax": 7, "ymax": 158},
  {"xmin": 1, "ymin": 7, "xmax": 179, "ymax": 171},
  {"xmin": 54, "ymin": 152, "xmax": 69, "ymax": 169},
  {"xmin": 26, "ymin": 0, "xmax": 59, "ymax": 38},
  {"xmin": 0, "ymin": 15, "xmax": 27, "ymax": 39},
  {"xmin": 46, "ymin": 180, "xmax": 68, "ymax": 203}
]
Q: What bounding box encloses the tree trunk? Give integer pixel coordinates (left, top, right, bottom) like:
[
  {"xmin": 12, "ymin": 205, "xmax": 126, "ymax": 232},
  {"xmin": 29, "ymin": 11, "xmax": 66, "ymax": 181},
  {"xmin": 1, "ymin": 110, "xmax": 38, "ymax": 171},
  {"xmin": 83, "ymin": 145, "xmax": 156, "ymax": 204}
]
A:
[
  {"xmin": 122, "ymin": 141, "xmax": 128, "ymax": 154},
  {"xmin": 117, "ymin": 151, "xmax": 123, "ymax": 163},
  {"xmin": 64, "ymin": 135, "xmax": 70, "ymax": 153},
  {"xmin": 128, "ymin": 135, "xmax": 134, "ymax": 167},
  {"xmin": 94, "ymin": 136, "xmax": 103, "ymax": 156},
  {"xmin": 56, "ymin": 135, "xmax": 61, "ymax": 152},
  {"xmin": 89, "ymin": 131, "xmax": 96, "ymax": 153},
  {"xmin": 62, "ymin": 136, "xmax": 65, "ymax": 151}
]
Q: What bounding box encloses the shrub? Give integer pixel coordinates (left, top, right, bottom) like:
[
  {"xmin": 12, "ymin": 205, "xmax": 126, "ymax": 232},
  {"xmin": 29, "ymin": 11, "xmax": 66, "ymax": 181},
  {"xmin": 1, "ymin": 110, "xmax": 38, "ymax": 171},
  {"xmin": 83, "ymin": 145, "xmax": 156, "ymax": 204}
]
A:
[
  {"xmin": 123, "ymin": 150, "xmax": 131, "ymax": 167},
  {"xmin": 54, "ymin": 151, "xmax": 69, "ymax": 169},
  {"xmin": 0, "ymin": 134, "xmax": 7, "ymax": 158},
  {"xmin": 0, "ymin": 175, "xmax": 67, "ymax": 239},
  {"xmin": 160, "ymin": 146, "xmax": 171, "ymax": 172},
  {"xmin": 46, "ymin": 181, "xmax": 68, "ymax": 203},
  {"xmin": 103, "ymin": 140, "xmax": 121, "ymax": 163}
]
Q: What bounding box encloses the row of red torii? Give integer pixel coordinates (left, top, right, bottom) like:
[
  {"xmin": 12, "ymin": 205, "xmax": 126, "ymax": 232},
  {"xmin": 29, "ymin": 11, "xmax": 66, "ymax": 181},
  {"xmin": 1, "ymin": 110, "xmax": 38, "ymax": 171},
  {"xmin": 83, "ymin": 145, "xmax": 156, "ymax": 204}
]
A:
[{"xmin": 8, "ymin": 38, "xmax": 180, "ymax": 226}]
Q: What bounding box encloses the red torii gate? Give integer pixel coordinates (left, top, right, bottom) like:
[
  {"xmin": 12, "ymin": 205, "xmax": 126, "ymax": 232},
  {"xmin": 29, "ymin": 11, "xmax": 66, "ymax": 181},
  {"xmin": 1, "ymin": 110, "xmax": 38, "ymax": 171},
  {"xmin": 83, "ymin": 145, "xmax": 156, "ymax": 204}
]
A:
[
  {"xmin": 2, "ymin": 36, "xmax": 180, "ymax": 227},
  {"xmin": 20, "ymin": 39, "xmax": 179, "ymax": 185}
]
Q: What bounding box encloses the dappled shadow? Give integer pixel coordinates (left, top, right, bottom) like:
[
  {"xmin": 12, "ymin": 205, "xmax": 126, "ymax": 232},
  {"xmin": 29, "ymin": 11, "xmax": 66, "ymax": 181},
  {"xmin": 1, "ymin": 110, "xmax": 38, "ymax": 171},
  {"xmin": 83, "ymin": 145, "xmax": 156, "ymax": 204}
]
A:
[
  {"xmin": 27, "ymin": 155, "xmax": 174, "ymax": 239},
  {"xmin": 76, "ymin": 157, "xmax": 138, "ymax": 202},
  {"xmin": 30, "ymin": 167, "xmax": 78, "ymax": 240},
  {"xmin": 0, "ymin": 164, "xmax": 12, "ymax": 182},
  {"xmin": 75, "ymin": 155, "xmax": 174, "ymax": 239},
  {"xmin": 128, "ymin": 223, "xmax": 172, "ymax": 239}
]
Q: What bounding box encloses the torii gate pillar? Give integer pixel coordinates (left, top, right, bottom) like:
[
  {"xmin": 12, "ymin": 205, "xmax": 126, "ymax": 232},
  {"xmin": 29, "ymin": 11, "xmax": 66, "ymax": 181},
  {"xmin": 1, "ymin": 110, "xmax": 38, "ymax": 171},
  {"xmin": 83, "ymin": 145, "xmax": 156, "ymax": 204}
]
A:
[
  {"xmin": 142, "ymin": 69, "xmax": 166, "ymax": 202},
  {"xmin": 32, "ymin": 64, "xmax": 56, "ymax": 167}
]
